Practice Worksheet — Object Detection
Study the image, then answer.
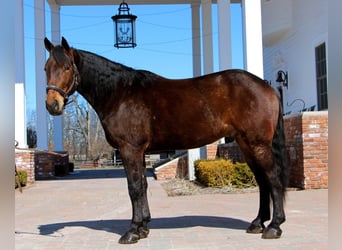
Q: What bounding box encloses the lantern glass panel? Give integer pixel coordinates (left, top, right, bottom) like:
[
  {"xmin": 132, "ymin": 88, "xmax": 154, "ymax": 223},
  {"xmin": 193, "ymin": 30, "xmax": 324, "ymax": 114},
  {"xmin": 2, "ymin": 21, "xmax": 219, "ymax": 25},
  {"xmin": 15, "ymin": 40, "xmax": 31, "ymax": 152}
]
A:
[
  {"xmin": 117, "ymin": 19, "xmax": 132, "ymax": 44},
  {"xmin": 111, "ymin": 2, "xmax": 137, "ymax": 48}
]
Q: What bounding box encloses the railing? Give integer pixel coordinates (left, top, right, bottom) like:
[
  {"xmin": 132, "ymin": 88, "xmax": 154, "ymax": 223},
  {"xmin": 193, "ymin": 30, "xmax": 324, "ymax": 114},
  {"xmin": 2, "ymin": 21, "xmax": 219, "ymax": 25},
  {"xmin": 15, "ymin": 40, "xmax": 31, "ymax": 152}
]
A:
[{"xmin": 285, "ymin": 98, "xmax": 316, "ymax": 115}]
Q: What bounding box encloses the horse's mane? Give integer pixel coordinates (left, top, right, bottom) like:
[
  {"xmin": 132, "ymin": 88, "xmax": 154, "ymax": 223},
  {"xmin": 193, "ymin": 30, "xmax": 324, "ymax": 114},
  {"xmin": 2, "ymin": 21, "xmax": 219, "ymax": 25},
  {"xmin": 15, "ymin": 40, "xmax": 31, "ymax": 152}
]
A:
[{"xmin": 51, "ymin": 45, "xmax": 161, "ymax": 90}]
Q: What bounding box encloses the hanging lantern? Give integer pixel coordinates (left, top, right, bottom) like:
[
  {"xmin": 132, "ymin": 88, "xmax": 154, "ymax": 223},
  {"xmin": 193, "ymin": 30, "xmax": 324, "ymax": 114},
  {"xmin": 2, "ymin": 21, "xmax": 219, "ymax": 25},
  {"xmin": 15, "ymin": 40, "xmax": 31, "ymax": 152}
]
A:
[{"xmin": 111, "ymin": 1, "xmax": 137, "ymax": 48}]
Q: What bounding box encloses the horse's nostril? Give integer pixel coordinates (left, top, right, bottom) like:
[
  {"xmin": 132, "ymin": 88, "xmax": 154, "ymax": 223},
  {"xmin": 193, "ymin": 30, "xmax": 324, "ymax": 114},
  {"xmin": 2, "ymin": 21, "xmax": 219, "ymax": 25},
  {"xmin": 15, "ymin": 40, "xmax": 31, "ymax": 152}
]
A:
[{"xmin": 53, "ymin": 100, "xmax": 59, "ymax": 111}]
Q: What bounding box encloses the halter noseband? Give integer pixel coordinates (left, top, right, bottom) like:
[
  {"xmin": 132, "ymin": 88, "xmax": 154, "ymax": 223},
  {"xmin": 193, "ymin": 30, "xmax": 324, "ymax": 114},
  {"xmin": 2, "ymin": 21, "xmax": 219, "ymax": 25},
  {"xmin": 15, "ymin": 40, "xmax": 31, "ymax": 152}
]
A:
[{"xmin": 46, "ymin": 63, "xmax": 80, "ymax": 105}]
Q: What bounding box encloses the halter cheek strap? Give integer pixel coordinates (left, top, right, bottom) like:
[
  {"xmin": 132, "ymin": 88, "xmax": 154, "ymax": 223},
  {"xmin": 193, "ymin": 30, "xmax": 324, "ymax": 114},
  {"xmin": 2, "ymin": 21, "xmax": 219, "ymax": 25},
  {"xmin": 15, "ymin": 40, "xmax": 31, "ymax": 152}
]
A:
[{"xmin": 46, "ymin": 63, "xmax": 80, "ymax": 105}]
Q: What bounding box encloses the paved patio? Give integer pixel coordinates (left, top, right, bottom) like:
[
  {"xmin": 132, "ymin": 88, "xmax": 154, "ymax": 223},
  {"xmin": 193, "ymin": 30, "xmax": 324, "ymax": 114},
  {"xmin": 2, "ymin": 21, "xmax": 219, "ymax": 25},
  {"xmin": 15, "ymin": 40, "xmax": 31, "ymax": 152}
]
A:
[{"xmin": 15, "ymin": 169, "xmax": 328, "ymax": 250}]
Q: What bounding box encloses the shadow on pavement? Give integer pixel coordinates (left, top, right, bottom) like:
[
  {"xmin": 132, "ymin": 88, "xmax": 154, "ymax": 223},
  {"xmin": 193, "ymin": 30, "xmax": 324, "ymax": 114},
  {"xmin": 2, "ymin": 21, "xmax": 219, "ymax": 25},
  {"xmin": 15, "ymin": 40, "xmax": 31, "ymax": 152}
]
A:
[
  {"xmin": 52, "ymin": 168, "xmax": 154, "ymax": 180},
  {"xmin": 36, "ymin": 216, "xmax": 250, "ymax": 237}
]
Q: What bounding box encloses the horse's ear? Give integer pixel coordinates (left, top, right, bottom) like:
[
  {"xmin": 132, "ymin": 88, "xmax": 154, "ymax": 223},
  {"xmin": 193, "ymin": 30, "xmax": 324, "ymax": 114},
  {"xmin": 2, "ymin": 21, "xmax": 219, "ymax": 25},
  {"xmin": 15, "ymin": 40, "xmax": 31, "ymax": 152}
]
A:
[
  {"xmin": 44, "ymin": 37, "xmax": 54, "ymax": 52},
  {"xmin": 61, "ymin": 37, "xmax": 71, "ymax": 52}
]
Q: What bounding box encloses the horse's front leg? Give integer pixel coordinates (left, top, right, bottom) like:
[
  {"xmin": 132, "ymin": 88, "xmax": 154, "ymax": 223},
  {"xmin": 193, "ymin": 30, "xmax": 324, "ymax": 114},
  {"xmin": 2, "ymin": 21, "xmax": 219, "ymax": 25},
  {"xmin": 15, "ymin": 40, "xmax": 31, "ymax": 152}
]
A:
[{"xmin": 118, "ymin": 147, "xmax": 151, "ymax": 244}]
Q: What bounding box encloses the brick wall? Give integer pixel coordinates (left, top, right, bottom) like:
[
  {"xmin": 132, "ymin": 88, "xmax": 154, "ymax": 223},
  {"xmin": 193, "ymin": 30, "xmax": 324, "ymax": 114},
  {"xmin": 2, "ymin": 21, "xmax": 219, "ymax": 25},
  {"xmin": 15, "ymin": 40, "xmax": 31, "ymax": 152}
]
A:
[
  {"xmin": 300, "ymin": 111, "xmax": 328, "ymax": 189},
  {"xmin": 284, "ymin": 111, "xmax": 328, "ymax": 189},
  {"xmin": 15, "ymin": 150, "xmax": 70, "ymax": 182},
  {"xmin": 154, "ymin": 154, "xmax": 188, "ymax": 181},
  {"xmin": 284, "ymin": 114, "xmax": 304, "ymax": 188},
  {"xmin": 34, "ymin": 151, "xmax": 56, "ymax": 179},
  {"xmin": 15, "ymin": 150, "xmax": 35, "ymax": 184},
  {"xmin": 35, "ymin": 151, "xmax": 69, "ymax": 179},
  {"xmin": 206, "ymin": 140, "xmax": 220, "ymax": 159}
]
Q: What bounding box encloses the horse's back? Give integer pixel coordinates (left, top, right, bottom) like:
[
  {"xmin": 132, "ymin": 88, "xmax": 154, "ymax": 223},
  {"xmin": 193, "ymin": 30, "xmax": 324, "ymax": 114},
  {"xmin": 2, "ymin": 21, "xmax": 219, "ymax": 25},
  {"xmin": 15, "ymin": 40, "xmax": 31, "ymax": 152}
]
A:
[{"xmin": 144, "ymin": 69, "xmax": 279, "ymax": 151}]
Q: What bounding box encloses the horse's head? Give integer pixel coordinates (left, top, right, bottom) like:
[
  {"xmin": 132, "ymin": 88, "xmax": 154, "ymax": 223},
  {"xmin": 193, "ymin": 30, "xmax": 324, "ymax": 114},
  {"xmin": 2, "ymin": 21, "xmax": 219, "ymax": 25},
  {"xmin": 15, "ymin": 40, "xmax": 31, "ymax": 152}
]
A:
[{"xmin": 44, "ymin": 37, "xmax": 80, "ymax": 116}]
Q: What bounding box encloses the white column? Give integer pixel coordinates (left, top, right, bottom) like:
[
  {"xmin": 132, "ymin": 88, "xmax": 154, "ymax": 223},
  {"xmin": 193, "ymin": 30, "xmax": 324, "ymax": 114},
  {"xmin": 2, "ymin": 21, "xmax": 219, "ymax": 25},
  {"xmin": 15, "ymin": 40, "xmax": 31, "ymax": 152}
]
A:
[
  {"xmin": 242, "ymin": 0, "xmax": 264, "ymax": 78},
  {"xmin": 217, "ymin": 0, "xmax": 232, "ymax": 71},
  {"xmin": 217, "ymin": 0, "xmax": 232, "ymax": 144},
  {"xmin": 188, "ymin": 148, "xmax": 200, "ymax": 181},
  {"xmin": 201, "ymin": 0, "xmax": 214, "ymax": 74},
  {"xmin": 188, "ymin": 3, "xmax": 202, "ymax": 181},
  {"xmin": 191, "ymin": 3, "xmax": 201, "ymax": 77},
  {"xmin": 35, "ymin": 0, "xmax": 48, "ymax": 149},
  {"xmin": 50, "ymin": 3, "xmax": 64, "ymax": 151},
  {"xmin": 187, "ymin": 0, "xmax": 214, "ymax": 180},
  {"xmin": 15, "ymin": 0, "xmax": 27, "ymax": 148},
  {"xmin": 200, "ymin": 0, "xmax": 214, "ymax": 157}
]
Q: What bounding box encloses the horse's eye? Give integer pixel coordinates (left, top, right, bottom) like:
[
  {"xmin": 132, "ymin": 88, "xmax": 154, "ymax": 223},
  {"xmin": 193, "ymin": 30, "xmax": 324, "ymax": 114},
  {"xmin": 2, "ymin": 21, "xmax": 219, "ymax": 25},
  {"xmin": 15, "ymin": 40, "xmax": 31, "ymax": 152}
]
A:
[{"xmin": 64, "ymin": 65, "xmax": 70, "ymax": 71}]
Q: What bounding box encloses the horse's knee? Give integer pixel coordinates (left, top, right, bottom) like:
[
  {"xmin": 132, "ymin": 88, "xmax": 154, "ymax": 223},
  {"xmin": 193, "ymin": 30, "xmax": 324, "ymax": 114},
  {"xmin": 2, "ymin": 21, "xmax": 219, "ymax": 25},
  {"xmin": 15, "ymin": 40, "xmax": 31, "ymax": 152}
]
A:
[
  {"xmin": 128, "ymin": 183, "xmax": 144, "ymax": 199},
  {"xmin": 127, "ymin": 172, "xmax": 146, "ymax": 195}
]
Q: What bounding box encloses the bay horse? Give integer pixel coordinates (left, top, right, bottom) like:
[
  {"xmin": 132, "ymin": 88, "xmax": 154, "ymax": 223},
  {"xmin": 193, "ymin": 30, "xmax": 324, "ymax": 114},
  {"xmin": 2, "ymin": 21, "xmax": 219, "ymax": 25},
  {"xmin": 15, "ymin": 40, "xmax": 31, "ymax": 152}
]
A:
[{"xmin": 44, "ymin": 37, "xmax": 288, "ymax": 244}]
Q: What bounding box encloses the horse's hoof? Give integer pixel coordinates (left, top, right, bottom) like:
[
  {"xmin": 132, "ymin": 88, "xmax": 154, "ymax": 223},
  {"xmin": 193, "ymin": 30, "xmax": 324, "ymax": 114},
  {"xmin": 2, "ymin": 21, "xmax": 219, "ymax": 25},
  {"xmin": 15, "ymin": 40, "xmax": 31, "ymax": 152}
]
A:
[
  {"xmin": 138, "ymin": 227, "xmax": 149, "ymax": 239},
  {"xmin": 118, "ymin": 231, "xmax": 140, "ymax": 244},
  {"xmin": 262, "ymin": 226, "xmax": 282, "ymax": 239},
  {"xmin": 246, "ymin": 223, "xmax": 264, "ymax": 234}
]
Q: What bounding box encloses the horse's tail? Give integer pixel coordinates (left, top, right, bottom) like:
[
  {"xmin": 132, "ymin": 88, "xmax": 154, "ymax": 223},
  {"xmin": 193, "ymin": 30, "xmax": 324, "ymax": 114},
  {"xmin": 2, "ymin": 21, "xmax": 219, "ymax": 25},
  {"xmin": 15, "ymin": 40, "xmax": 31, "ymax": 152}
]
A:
[{"xmin": 272, "ymin": 99, "xmax": 289, "ymax": 197}]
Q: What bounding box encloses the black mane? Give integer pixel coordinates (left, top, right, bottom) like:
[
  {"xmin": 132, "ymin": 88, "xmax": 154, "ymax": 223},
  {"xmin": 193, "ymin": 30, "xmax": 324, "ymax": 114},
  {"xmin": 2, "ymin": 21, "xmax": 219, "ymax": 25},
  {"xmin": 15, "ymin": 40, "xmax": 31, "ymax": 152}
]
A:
[
  {"xmin": 73, "ymin": 49, "xmax": 164, "ymax": 105},
  {"xmin": 79, "ymin": 50, "xmax": 161, "ymax": 89}
]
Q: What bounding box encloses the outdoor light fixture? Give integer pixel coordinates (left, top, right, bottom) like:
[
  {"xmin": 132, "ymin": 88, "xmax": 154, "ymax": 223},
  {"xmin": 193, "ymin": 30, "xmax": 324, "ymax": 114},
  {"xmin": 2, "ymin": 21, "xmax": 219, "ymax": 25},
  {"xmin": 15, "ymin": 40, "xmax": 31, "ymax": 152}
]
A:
[
  {"xmin": 276, "ymin": 70, "xmax": 288, "ymax": 89},
  {"xmin": 111, "ymin": 1, "xmax": 137, "ymax": 48}
]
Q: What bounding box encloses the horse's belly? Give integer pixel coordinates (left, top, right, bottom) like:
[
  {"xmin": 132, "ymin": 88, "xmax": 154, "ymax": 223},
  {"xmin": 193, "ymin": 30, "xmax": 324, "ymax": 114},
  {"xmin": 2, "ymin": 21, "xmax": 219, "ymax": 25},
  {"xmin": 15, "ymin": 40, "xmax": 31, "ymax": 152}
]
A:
[{"xmin": 149, "ymin": 125, "xmax": 234, "ymax": 151}]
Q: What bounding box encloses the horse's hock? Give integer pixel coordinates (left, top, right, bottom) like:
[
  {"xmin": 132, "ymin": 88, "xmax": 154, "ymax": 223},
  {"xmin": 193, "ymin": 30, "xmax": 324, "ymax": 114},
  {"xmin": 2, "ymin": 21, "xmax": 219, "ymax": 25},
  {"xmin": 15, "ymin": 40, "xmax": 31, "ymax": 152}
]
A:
[{"xmin": 155, "ymin": 111, "xmax": 328, "ymax": 190}]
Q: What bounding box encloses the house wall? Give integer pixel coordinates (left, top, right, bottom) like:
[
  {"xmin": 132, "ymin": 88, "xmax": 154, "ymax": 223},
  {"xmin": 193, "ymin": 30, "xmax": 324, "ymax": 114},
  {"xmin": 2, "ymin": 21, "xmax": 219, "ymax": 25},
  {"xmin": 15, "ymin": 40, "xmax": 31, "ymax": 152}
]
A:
[{"xmin": 262, "ymin": 0, "xmax": 328, "ymax": 114}]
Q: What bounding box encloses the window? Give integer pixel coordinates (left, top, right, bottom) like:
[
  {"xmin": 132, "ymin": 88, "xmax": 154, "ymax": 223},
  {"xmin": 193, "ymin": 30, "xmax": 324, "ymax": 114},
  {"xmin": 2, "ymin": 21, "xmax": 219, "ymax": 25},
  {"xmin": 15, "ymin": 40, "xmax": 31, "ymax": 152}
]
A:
[{"xmin": 315, "ymin": 43, "xmax": 328, "ymax": 110}]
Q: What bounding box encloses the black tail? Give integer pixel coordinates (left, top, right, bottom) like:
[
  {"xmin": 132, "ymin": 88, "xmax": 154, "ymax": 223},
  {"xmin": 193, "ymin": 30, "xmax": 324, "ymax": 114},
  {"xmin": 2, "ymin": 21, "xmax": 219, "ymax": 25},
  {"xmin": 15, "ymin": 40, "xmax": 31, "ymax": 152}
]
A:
[{"xmin": 272, "ymin": 101, "xmax": 289, "ymax": 196}]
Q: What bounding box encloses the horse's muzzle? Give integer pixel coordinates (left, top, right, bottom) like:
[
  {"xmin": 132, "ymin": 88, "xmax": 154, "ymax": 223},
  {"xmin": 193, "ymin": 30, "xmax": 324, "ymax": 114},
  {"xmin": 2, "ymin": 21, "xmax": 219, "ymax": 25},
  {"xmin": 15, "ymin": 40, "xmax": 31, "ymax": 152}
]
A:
[{"xmin": 46, "ymin": 100, "xmax": 63, "ymax": 116}]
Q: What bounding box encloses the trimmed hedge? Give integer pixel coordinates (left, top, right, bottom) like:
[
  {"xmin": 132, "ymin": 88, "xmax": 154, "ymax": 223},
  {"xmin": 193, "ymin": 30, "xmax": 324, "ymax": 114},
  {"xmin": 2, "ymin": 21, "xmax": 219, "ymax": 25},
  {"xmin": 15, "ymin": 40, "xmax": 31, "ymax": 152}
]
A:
[
  {"xmin": 15, "ymin": 170, "xmax": 27, "ymax": 189},
  {"xmin": 194, "ymin": 159, "xmax": 256, "ymax": 188}
]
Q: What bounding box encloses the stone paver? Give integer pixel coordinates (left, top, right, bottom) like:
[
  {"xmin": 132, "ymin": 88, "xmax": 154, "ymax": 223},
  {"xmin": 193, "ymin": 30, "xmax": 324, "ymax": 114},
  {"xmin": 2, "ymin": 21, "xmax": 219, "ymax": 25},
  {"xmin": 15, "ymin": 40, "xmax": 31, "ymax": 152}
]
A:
[{"xmin": 15, "ymin": 169, "xmax": 328, "ymax": 249}]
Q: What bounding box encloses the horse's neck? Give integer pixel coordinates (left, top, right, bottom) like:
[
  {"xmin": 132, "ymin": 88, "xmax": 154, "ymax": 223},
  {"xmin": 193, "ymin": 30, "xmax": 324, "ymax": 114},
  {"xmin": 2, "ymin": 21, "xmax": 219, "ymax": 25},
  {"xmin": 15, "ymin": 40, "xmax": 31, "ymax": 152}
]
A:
[
  {"xmin": 76, "ymin": 51, "xmax": 121, "ymax": 115},
  {"xmin": 75, "ymin": 50, "xmax": 160, "ymax": 118}
]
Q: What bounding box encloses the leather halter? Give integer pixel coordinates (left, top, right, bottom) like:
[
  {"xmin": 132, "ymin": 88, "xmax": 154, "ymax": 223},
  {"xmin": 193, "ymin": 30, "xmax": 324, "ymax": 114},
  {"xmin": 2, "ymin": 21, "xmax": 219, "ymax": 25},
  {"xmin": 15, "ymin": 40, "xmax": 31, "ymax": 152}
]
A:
[{"xmin": 46, "ymin": 62, "xmax": 80, "ymax": 105}]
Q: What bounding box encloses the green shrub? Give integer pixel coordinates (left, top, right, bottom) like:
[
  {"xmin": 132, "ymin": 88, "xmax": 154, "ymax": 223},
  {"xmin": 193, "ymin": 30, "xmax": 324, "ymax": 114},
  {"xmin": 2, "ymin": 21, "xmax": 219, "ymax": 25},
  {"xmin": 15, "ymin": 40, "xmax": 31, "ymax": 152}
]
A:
[
  {"xmin": 231, "ymin": 162, "xmax": 257, "ymax": 188},
  {"xmin": 194, "ymin": 159, "xmax": 256, "ymax": 188},
  {"xmin": 15, "ymin": 170, "xmax": 27, "ymax": 189}
]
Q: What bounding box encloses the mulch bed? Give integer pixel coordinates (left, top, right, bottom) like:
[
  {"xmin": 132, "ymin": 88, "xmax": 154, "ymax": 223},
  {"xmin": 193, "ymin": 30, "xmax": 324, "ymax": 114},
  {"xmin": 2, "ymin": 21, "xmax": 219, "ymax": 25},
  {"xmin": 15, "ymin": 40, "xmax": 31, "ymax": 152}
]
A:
[{"xmin": 160, "ymin": 178, "xmax": 258, "ymax": 196}]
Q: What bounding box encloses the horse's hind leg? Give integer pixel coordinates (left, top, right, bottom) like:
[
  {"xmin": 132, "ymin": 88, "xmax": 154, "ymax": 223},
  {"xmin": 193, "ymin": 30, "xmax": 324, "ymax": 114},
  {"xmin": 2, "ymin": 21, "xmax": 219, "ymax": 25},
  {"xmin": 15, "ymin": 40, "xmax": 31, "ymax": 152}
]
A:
[
  {"xmin": 246, "ymin": 168, "xmax": 271, "ymax": 234},
  {"xmin": 238, "ymin": 139, "xmax": 285, "ymax": 239},
  {"xmin": 262, "ymin": 164, "xmax": 286, "ymax": 239},
  {"xmin": 118, "ymin": 146, "xmax": 151, "ymax": 244}
]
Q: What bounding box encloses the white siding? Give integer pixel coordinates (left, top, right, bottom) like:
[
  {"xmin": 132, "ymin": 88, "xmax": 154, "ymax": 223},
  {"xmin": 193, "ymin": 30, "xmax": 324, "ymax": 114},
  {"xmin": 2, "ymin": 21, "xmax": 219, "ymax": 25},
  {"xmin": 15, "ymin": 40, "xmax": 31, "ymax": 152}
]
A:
[{"xmin": 262, "ymin": 0, "xmax": 328, "ymax": 114}]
